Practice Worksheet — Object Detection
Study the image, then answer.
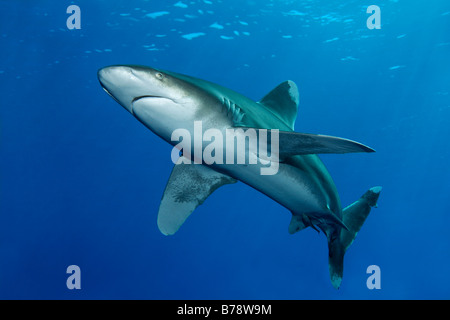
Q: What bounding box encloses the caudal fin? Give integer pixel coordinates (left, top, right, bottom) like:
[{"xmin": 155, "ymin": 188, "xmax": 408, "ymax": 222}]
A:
[
  {"xmin": 341, "ymin": 186, "xmax": 382, "ymax": 251},
  {"xmin": 328, "ymin": 186, "xmax": 382, "ymax": 289}
]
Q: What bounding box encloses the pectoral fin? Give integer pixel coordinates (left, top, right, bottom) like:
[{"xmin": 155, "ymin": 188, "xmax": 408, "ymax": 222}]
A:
[
  {"xmin": 277, "ymin": 131, "xmax": 375, "ymax": 157},
  {"xmin": 236, "ymin": 128, "xmax": 374, "ymax": 159},
  {"xmin": 157, "ymin": 157, "xmax": 237, "ymax": 235}
]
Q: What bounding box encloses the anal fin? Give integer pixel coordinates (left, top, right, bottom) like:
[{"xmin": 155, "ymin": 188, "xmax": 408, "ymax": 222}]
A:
[{"xmin": 288, "ymin": 213, "xmax": 320, "ymax": 234}]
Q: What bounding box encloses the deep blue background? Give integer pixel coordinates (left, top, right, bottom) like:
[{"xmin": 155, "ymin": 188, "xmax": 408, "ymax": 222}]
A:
[{"xmin": 1, "ymin": 0, "xmax": 449, "ymax": 299}]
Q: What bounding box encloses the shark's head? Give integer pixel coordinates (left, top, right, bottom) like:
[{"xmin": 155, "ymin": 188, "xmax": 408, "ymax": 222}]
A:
[{"xmin": 98, "ymin": 65, "xmax": 207, "ymax": 141}]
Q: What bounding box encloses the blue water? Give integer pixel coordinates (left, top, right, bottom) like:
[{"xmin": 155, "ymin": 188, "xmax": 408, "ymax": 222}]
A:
[{"xmin": 1, "ymin": 0, "xmax": 450, "ymax": 299}]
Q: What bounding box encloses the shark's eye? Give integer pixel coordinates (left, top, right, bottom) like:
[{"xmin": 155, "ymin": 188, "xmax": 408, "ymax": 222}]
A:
[{"xmin": 155, "ymin": 72, "xmax": 164, "ymax": 80}]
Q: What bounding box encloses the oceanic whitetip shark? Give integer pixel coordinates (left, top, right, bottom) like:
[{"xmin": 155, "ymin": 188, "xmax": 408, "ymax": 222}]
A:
[{"xmin": 98, "ymin": 65, "xmax": 381, "ymax": 288}]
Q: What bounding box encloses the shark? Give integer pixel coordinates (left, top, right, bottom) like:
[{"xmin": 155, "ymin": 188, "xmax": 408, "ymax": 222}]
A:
[{"xmin": 97, "ymin": 65, "xmax": 381, "ymax": 288}]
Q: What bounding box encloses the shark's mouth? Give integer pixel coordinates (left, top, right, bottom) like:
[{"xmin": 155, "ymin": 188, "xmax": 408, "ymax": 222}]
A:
[
  {"xmin": 131, "ymin": 95, "xmax": 175, "ymax": 115},
  {"xmin": 131, "ymin": 95, "xmax": 166, "ymax": 103}
]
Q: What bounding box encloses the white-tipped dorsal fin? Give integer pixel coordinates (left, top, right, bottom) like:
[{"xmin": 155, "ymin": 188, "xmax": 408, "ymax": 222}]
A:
[
  {"xmin": 157, "ymin": 157, "xmax": 236, "ymax": 235},
  {"xmin": 258, "ymin": 80, "xmax": 299, "ymax": 131}
]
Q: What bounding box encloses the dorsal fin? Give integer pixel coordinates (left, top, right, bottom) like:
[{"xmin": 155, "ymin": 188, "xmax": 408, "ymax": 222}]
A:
[{"xmin": 258, "ymin": 80, "xmax": 299, "ymax": 131}]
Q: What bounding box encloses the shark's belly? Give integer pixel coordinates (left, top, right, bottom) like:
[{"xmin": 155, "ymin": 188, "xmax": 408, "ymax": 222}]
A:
[
  {"xmin": 215, "ymin": 158, "xmax": 336, "ymax": 215},
  {"xmin": 193, "ymin": 120, "xmax": 342, "ymax": 218}
]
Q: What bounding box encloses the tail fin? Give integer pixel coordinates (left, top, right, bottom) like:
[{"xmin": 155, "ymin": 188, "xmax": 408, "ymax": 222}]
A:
[
  {"xmin": 341, "ymin": 186, "xmax": 382, "ymax": 251},
  {"xmin": 328, "ymin": 186, "xmax": 382, "ymax": 289}
]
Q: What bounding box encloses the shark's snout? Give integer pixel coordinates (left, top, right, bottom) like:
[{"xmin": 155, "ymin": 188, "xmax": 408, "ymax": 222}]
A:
[
  {"xmin": 97, "ymin": 66, "xmax": 126, "ymax": 90},
  {"xmin": 97, "ymin": 68, "xmax": 115, "ymax": 99},
  {"xmin": 97, "ymin": 66, "xmax": 148, "ymax": 114},
  {"xmin": 98, "ymin": 65, "xmax": 187, "ymax": 119}
]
